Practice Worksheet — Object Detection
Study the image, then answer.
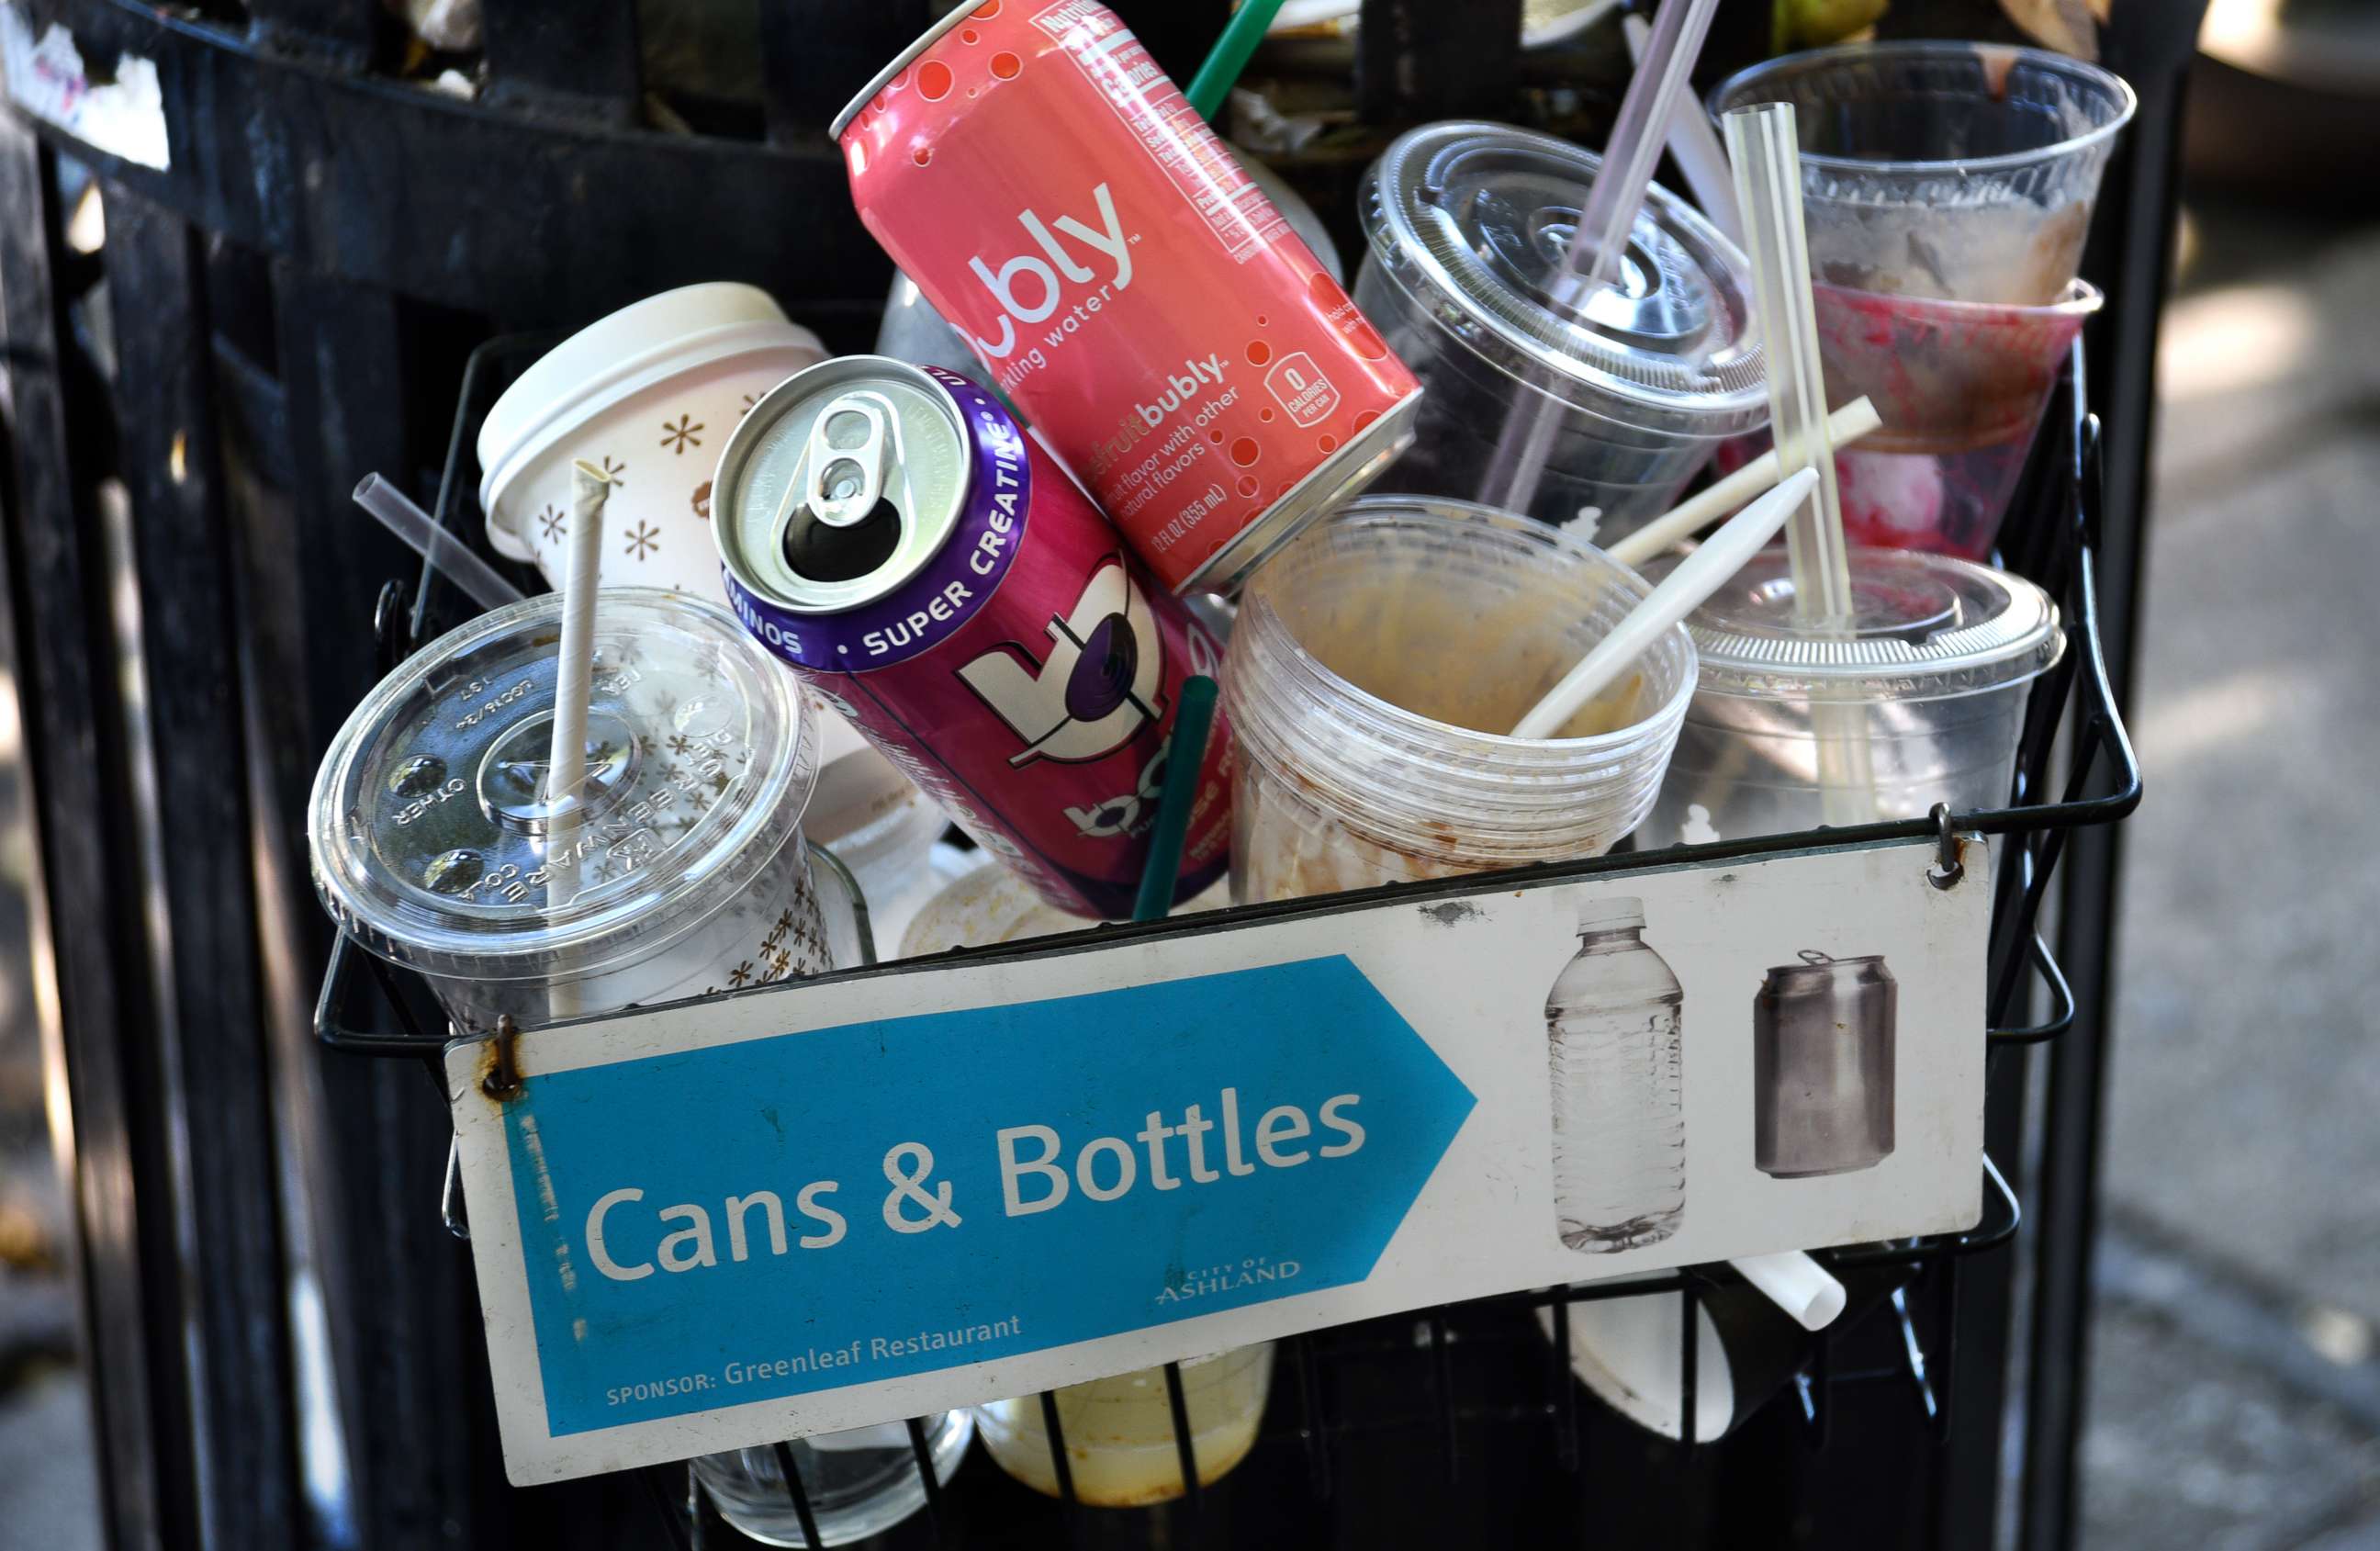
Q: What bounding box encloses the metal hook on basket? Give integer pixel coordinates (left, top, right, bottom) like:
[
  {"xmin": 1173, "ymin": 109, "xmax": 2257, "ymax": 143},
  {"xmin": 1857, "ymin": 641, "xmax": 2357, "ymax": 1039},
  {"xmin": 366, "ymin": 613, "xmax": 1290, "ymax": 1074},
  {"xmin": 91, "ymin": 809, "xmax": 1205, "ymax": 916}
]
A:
[
  {"xmin": 482, "ymin": 1014, "xmax": 524, "ymax": 1101},
  {"xmin": 1927, "ymin": 804, "xmax": 1965, "ymax": 891}
]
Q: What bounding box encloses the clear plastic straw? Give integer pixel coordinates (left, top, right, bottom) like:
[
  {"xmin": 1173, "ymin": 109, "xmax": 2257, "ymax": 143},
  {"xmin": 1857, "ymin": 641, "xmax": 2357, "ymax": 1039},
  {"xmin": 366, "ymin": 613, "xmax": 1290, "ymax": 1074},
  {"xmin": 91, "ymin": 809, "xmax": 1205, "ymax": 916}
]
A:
[
  {"xmin": 1573, "ymin": 0, "xmax": 1722, "ymax": 289},
  {"xmin": 352, "ymin": 474, "xmax": 526, "ymax": 614},
  {"xmin": 1723, "ymin": 104, "xmax": 1873, "ymax": 825},
  {"xmin": 1723, "ymin": 102, "xmax": 1852, "ymax": 627},
  {"xmin": 1475, "ymin": 0, "xmax": 1721, "ymax": 516},
  {"xmin": 1624, "ymin": 11, "xmax": 1741, "ymax": 243}
]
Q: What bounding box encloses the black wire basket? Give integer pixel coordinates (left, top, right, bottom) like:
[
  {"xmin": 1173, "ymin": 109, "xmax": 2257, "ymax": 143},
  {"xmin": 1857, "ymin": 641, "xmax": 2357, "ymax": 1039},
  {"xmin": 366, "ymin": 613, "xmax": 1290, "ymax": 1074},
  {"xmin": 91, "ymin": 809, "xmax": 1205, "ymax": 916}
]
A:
[{"xmin": 314, "ymin": 332, "xmax": 2137, "ymax": 1549}]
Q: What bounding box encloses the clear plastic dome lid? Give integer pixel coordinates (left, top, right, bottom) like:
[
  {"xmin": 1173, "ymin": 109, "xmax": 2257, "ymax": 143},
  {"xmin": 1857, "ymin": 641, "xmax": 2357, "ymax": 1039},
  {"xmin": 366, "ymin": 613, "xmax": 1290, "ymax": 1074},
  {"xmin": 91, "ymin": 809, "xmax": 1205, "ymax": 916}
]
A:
[
  {"xmin": 1656, "ymin": 548, "xmax": 2064, "ymax": 702},
  {"xmin": 309, "ymin": 589, "xmax": 815, "ymax": 981},
  {"xmin": 1360, "ymin": 121, "xmax": 1768, "ymax": 430}
]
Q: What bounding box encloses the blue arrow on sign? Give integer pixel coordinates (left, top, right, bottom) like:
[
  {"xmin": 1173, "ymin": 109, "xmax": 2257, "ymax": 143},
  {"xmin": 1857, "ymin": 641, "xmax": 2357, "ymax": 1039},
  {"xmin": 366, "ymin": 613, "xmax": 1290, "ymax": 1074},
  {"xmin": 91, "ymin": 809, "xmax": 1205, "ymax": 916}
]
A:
[{"xmin": 500, "ymin": 955, "xmax": 1476, "ymax": 1436}]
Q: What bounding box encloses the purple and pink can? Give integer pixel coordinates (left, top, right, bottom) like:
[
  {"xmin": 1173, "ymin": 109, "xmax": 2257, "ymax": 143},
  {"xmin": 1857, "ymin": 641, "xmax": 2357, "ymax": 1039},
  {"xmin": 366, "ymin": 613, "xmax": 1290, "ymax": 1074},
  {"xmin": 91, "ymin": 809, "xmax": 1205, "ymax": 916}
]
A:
[{"xmin": 713, "ymin": 356, "xmax": 1230, "ymax": 919}]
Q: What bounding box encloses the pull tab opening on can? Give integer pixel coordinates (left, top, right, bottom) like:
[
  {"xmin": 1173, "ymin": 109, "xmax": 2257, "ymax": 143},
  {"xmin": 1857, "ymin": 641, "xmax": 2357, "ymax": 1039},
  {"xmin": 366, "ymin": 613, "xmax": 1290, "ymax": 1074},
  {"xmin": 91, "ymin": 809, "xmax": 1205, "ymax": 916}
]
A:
[{"xmin": 780, "ymin": 392, "xmax": 908, "ymax": 584}]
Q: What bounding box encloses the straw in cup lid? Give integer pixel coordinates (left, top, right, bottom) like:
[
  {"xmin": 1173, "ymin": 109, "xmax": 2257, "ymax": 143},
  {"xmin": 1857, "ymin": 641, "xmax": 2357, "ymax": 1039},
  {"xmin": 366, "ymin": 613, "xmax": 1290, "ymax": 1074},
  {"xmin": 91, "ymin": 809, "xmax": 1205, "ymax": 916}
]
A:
[
  {"xmin": 1360, "ymin": 122, "xmax": 1768, "ymax": 433},
  {"xmin": 1657, "ymin": 548, "xmax": 2063, "ymax": 702},
  {"xmin": 309, "ymin": 589, "xmax": 815, "ymax": 981}
]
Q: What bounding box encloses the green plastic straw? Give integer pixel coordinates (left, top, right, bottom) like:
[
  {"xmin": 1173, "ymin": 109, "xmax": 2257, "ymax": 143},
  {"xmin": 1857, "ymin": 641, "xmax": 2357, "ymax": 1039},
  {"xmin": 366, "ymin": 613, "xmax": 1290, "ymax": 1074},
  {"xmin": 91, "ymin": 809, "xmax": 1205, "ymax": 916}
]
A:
[
  {"xmin": 1131, "ymin": 676, "xmax": 1220, "ymax": 923},
  {"xmin": 1185, "ymin": 0, "xmax": 1288, "ymax": 120}
]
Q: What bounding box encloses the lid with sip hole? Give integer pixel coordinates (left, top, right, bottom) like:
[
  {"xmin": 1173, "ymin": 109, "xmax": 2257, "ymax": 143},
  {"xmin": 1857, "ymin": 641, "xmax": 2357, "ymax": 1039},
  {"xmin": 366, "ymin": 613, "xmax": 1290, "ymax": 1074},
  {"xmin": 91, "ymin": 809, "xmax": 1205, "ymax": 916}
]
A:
[
  {"xmin": 1360, "ymin": 121, "xmax": 1768, "ymax": 434},
  {"xmin": 309, "ymin": 589, "xmax": 815, "ymax": 982},
  {"xmin": 1651, "ymin": 548, "xmax": 2064, "ymax": 703}
]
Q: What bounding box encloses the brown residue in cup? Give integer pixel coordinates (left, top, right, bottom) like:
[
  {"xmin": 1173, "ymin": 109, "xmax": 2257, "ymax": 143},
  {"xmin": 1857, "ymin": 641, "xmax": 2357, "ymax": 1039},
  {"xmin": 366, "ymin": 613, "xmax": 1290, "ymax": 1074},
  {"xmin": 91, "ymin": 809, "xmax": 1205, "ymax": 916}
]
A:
[{"xmin": 1277, "ymin": 573, "xmax": 1652, "ymax": 739}]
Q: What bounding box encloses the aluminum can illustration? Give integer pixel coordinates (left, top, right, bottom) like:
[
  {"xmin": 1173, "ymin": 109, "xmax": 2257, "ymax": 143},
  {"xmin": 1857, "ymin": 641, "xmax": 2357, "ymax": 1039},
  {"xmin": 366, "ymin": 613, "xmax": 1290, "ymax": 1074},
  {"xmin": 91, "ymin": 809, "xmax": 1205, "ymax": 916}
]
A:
[{"xmin": 1753, "ymin": 951, "xmax": 1897, "ymax": 1176}]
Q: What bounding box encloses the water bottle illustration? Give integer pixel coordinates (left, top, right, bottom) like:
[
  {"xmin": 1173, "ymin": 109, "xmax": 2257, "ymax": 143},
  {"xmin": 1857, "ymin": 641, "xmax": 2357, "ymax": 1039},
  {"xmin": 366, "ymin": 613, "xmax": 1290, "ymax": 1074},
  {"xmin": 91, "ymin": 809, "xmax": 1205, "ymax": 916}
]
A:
[{"xmin": 1547, "ymin": 894, "xmax": 1685, "ymax": 1253}]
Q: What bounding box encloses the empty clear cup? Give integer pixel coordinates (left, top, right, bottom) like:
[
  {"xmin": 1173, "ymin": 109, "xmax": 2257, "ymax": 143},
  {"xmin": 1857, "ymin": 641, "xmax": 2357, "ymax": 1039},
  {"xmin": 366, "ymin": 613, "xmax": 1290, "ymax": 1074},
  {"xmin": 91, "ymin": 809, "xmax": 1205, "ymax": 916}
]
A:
[
  {"xmin": 1643, "ymin": 549, "xmax": 2064, "ymax": 846},
  {"xmin": 1709, "ymin": 42, "xmax": 2137, "ymax": 306},
  {"xmin": 1223, "ymin": 496, "xmax": 1698, "ymax": 902},
  {"xmin": 1354, "ymin": 123, "xmax": 1768, "ymax": 543},
  {"xmin": 974, "ymin": 1347, "xmax": 1276, "ymax": 1508},
  {"xmin": 309, "ymin": 589, "xmax": 831, "ymax": 1031}
]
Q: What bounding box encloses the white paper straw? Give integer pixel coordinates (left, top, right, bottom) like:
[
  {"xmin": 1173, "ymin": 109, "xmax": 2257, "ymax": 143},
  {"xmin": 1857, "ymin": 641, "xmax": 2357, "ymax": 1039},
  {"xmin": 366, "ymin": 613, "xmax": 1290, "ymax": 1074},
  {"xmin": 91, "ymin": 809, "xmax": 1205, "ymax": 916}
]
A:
[
  {"xmin": 1510, "ymin": 466, "xmax": 1817, "ymax": 740},
  {"xmin": 1606, "ymin": 397, "xmax": 1879, "ymax": 569},
  {"xmin": 547, "ymin": 460, "xmax": 612, "ymax": 811},
  {"xmin": 1729, "ymin": 1251, "xmax": 1847, "ymax": 1332}
]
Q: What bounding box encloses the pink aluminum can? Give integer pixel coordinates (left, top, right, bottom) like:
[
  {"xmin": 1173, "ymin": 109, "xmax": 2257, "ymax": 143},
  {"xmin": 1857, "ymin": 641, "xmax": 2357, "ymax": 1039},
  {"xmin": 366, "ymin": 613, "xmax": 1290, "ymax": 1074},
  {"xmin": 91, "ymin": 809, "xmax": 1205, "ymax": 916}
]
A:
[
  {"xmin": 833, "ymin": 0, "xmax": 1422, "ymax": 595},
  {"xmin": 713, "ymin": 356, "xmax": 1231, "ymax": 920}
]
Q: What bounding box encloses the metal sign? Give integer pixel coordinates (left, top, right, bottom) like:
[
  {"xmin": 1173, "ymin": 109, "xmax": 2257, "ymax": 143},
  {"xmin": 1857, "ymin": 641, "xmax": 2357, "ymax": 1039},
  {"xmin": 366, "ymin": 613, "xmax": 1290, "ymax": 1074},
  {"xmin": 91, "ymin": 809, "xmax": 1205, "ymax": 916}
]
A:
[{"xmin": 451, "ymin": 836, "xmax": 1987, "ymax": 1484}]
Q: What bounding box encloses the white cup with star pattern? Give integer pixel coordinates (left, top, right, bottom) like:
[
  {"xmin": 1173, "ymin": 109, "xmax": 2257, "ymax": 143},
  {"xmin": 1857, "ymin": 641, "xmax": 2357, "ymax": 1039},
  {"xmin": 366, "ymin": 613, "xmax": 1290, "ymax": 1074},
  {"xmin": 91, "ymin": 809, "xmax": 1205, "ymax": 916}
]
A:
[{"xmin": 479, "ymin": 283, "xmax": 828, "ymax": 603}]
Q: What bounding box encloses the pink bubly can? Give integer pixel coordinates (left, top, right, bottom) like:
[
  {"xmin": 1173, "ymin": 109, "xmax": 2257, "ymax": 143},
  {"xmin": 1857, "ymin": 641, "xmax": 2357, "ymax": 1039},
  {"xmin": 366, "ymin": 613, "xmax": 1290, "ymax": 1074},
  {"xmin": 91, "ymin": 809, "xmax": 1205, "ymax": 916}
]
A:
[
  {"xmin": 833, "ymin": 0, "xmax": 1422, "ymax": 595},
  {"xmin": 713, "ymin": 356, "xmax": 1232, "ymax": 921}
]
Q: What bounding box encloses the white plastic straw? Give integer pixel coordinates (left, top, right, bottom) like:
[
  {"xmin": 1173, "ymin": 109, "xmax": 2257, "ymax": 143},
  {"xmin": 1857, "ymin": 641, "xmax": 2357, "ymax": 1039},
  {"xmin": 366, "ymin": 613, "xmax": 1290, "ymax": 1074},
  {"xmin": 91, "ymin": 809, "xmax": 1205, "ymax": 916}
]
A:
[
  {"xmin": 1574, "ymin": 0, "xmax": 1723, "ymax": 288},
  {"xmin": 353, "ymin": 473, "xmax": 526, "ymax": 613},
  {"xmin": 1729, "ymin": 1251, "xmax": 1847, "ymax": 1332},
  {"xmin": 1607, "ymin": 397, "xmax": 1879, "ymax": 569},
  {"xmin": 1723, "ymin": 102, "xmax": 1853, "ymax": 627},
  {"xmin": 547, "ymin": 460, "xmax": 612, "ymax": 810},
  {"xmin": 1510, "ymin": 466, "xmax": 1817, "ymax": 740},
  {"xmin": 1624, "ymin": 11, "xmax": 1741, "ymax": 243}
]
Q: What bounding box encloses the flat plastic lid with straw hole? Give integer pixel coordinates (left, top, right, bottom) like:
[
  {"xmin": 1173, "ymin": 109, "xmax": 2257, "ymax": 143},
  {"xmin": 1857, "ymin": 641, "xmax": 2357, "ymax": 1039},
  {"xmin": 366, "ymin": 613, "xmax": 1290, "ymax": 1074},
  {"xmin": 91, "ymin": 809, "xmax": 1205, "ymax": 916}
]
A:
[
  {"xmin": 308, "ymin": 588, "xmax": 816, "ymax": 982},
  {"xmin": 1652, "ymin": 547, "xmax": 2063, "ymax": 703},
  {"xmin": 1360, "ymin": 122, "xmax": 1768, "ymax": 432}
]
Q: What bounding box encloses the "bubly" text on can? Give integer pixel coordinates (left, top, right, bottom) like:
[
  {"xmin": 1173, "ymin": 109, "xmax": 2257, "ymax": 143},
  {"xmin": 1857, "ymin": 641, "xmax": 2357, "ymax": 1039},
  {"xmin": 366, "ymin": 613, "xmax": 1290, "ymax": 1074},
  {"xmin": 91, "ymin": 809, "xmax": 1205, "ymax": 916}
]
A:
[
  {"xmin": 833, "ymin": 0, "xmax": 1422, "ymax": 596},
  {"xmin": 713, "ymin": 356, "xmax": 1231, "ymax": 919}
]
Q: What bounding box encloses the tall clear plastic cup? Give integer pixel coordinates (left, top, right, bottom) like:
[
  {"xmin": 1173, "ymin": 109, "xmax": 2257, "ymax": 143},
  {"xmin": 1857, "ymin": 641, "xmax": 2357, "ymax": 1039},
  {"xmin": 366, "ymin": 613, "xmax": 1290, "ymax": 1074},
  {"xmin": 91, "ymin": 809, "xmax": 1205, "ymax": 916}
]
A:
[
  {"xmin": 1223, "ymin": 496, "xmax": 1698, "ymax": 902},
  {"xmin": 308, "ymin": 589, "xmax": 971, "ymax": 1545},
  {"xmin": 1353, "ymin": 123, "xmax": 1768, "ymax": 544},
  {"xmin": 1708, "ymin": 43, "xmax": 2137, "ymax": 306},
  {"xmin": 1642, "ymin": 549, "xmax": 2064, "ymax": 846}
]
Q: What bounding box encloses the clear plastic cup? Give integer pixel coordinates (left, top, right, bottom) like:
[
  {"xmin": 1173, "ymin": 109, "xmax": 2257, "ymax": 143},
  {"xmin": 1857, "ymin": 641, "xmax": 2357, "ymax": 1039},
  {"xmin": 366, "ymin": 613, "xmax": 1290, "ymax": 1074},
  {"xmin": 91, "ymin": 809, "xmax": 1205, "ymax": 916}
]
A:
[
  {"xmin": 309, "ymin": 589, "xmax": 832, "ymax": 1031},
  {"xmin": 1716, "ymin": 277, "xmax": 2102, "ymax": 559},
  {"xmin": 974, "ymin": 1346, "xmax": 1276, "ymax": 1508},
  {"xmin": 1353, "ymin": 123, "xmax": 1768, "ymax": 543},
  {"xmin": 1223, "ymin": 496, "xmax": 1698, "ymax": 902},
  {"xmin": 1642, "ymin": 548, "xmax": 2064, "ymax": 846},
  {"xmin": 1708, "ymin": 42, "xmax": 2138, "ymax": 306},
  {"xmin": 691, "ymin": 1415, "xmax": 975, "ymax": 1546},
  {"xmin": 309, "ymin": 592, "xmax": 972, "ymax": 1545}
]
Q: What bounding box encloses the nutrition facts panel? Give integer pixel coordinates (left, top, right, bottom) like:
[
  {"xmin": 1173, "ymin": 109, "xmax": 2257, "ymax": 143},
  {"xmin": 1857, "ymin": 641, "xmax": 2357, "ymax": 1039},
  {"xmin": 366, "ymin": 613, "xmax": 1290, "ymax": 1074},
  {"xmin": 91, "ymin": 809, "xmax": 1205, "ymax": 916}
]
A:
[{"xmin": 1034, "ymin": 0, "xmax": 1289, "ymax": 262}]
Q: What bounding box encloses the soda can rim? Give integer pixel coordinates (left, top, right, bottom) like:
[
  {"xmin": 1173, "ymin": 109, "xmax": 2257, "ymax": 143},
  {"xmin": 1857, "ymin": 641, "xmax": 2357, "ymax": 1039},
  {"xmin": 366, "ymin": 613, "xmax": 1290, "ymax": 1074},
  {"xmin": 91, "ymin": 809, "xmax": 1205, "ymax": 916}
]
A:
[
  {"xmin": 830, "ymin": 2, "xmax": 986, "ymax": 141},
  {"xmin": 712, "ymin": 354, "xmax": 973, "ymax": 617}
]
